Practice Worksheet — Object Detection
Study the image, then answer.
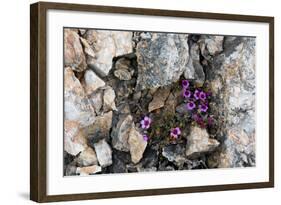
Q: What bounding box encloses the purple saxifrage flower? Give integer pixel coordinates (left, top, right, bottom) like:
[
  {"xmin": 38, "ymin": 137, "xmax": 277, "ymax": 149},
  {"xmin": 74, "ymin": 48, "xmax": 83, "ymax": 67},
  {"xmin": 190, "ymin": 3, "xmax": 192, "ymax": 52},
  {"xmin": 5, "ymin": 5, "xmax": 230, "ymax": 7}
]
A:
[
  {"xmin": 199, "ymin": 91, "xmax": 207, "ymax": 100},
  {"xmin": 194, "ymin": 89, "xmax": 200, "ymax": 100},
  {"xmin": 187, "ymin": 101, "xmax": 196, "ymax": 110},
  {"xmin": 140, "ymin": 116, "xmax": 152, "ymax": 129},
  {"xmin": 143, "ymin": 135, "xmax": 149, "ymax": 141},
  {"xmin": 183, "ymin": 89, "xmax": 192, "ymax": 98},
  {"xmin": 182, "ymin": 80, "xmax": 189, "ymax": 89},
  {"xmin": 199, "ymin": 104, "xmax": 208, "ymax": 112},
  {"xmin": 170, "ymin": 127, "xmax": 181, "ymax": 139}
]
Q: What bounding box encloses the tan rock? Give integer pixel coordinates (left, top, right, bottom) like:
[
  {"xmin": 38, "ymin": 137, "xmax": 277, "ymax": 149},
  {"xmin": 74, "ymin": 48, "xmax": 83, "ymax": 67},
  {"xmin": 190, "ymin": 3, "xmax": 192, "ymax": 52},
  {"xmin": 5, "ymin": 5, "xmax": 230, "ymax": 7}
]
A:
[
  {"xmin": 64, "ymin": 120, "xmax": 87, "ymax": 156},
  {"xmin": 80, "ymin": 37, "xmax": 95, "ymax": 60},
  {"xmin": 186, "ymin": 126, "xmax": 220, "ymax": 156},
  {"xmin": 64, "ymin": 67, "xmax": 96, "ymax": 127},
  {"xmin": 128, "ymin": 124, "xmax": 147, "ymax": 164},
  {"xmin": 111, "ymin": 115, "xmax": 133, "ymax": 152},
  {"xmin": 64, "ymin": 29, "xmax": 87, "ymax": 72},
  {"xmin": 103, "ymin": 86, "xmax": 117, "ymax": 111},
  {"xmin": 83, "ymin": 69, "xmax": 105, "ymax": 95},
  {"xmin": 76, "ymin": 165, "xmax": 102, "ymax": 175},
  {"xmin": 148, "ymin": 87, "xmax": 170, "ymax": 112},
  {"xmin": 83, "ymin": 30, "xmax": 133, "ymax": 76},
  {"xmin": 76, "ymin": 147, "xmax": 98, "ymax": 167},
  {"xmin": 85, "ymin": 111, "xmax": 113, "ymax": 143}
]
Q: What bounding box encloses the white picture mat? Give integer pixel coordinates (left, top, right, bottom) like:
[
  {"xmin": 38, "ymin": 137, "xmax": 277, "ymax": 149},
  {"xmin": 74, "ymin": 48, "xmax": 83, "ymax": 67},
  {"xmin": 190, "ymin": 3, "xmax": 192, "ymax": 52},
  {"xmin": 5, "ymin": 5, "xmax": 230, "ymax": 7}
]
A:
[{"xmin": 46, "ymin": 9, "xmax": 269, "ymax": 195}]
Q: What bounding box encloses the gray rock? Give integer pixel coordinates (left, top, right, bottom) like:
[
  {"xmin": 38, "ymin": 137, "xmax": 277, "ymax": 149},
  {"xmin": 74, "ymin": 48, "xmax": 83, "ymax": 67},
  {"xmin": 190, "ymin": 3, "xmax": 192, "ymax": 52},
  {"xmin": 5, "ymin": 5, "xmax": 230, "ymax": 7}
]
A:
[
  {"xmin": 86, "ymin": 111, "xmax": 113, "ymax": 144},
  {"xmin": 111, "ymin": 115, "xmax": 133, "ymax": 152},
  {"xmin": 83, "ymin": 69, "xmax": 105, "ymax": 95},
  {"xmin": 200, "ymin": 35, "xmax": 224, "ymax": 57},
  {"xmin": 176, "ymin": 103, "xmax": 189, "ymax": 114},
  {"xmin": 133, "ymin": 91, "xmax": 142, "ymax": 101},
  {"xmin": 207, "ymin": 37, "xmax": 256, "ymax": 168},
  {"xmin": 184, "ymin": 43, "xmax": 205, "ymax": 86},
  {"xmin": 128, "ymin": 124, "xmax": 147, "ymax": 164},
  {"xmin": 65, "ymin": 164, "xmax": 77, "ymax": 176},
  {"xmin": 137, "ymin": 167, "xmax": 157, "ymax": 172},
  {"xmin": 93, "ymin": 139, "xmax": 113, "ymax": 167},
  {"xmin": 158, "ymin": 160, "xmax": 175, "ymax": 171},
  {"xmin": 162, "ymin": 143, "xmax": 186, "ymax": 167},
  {"xmin": 136, "ymin": 33, "xmax": 189, "ymax": 90},
  {"xmin": 76, "ymin": 147, "xmax": 98, "ymax": 167},
  {"xmin": 186, "ymin": 126, "xmax": 220, "ymax": 156},
  {"xmin": 64, "ymin": 29, "xmax": 87, "ymax": 72},
  {"xmin": 140, "ymin": 147, "xmax": 159, "ymax": 168},
  {"xmin": 64, "ymin": 67, "xmax": 96, "ymax": 127},
  {"xmin": 83, "ymin": 30, "xmax": 133, "ymax": 76},
  {"xmin": 109, "ymin": 149, "xmax": 131, "ymax": 173},
  {"xmin": 148, "ymin": 87, "xmax": 170, "ymax": 112}
]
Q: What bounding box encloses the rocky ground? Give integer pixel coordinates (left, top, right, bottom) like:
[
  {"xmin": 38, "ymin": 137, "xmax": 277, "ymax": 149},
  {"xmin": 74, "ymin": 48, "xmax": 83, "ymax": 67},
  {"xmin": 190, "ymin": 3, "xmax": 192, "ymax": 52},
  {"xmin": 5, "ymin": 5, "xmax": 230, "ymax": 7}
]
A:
[{"xmin": 64, "ymin": 28, "xmax": 256, "ymax": 176}]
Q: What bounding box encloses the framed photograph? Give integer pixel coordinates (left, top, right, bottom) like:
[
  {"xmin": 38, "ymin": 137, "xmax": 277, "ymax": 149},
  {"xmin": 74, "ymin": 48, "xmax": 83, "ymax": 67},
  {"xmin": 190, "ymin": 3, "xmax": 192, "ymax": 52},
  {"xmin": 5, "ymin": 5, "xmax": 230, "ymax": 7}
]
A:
[{"xmin": 30, "ymin": 1, "xmax": 274, "ymax": 202}]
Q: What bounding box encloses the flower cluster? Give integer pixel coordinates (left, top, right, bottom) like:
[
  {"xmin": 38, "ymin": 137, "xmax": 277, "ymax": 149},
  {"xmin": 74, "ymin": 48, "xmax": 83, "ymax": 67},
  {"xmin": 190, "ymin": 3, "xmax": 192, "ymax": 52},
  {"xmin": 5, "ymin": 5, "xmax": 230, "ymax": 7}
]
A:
[
  {"xmin": 140, "ymin": 116, "xmax": 152, "ymax": 141},
  {"xmin": 139, "ymin": 79, "xmax": 215, "ymax": 143},
  {"xmin": 181, "ymin": 79, "xmax": 214, "ymax": 128}
]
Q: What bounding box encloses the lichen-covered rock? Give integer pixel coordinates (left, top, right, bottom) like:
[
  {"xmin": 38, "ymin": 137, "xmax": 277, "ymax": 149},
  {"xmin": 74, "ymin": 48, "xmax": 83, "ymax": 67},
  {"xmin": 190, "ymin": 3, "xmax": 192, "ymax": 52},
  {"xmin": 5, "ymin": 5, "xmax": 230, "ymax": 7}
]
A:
[
  {"xmin": 83, "ymin": 30, "xmax": 133, "ymax": 76},
  {"xmin": 128, "ymin": 124, "xmax": 147, "ymax": 164},
  {"xmin": 83, "ymin": 69, "xmax": 105, "ymax": 95},
  {"xmin": 64, "ymin": 120, "xmax": 87, "ymax": 156},
  {"xmin": 76, "ymin": 147, "xmax": 98, "ymax": 167},
  {"xmin": 64, "ymin": 29, "xmax": 87, "ymax": 72},
  {"xmin": 186, "ymin": 126, "xmax": 220, "ymax": 156},
  {"xmin": 148, "ymin": 87, "xmax": 170, "ymax": 112},
  {"xmin": 114, "ymin": 58, "xmax": 134, "ymax": 81},
  {"xmin": 162, "ymin": 144, "xmax": 186, "ymax": 167},
  {"xmin": 93, "ymin": 139, "xmax": 112, "ymax": 167},
  {"xmin": 86, "ymin": 111, "xmax": 113, "ymax": 144},
  {"xmin": 207, "ymin": 37, "xmax": 256, "ymax": 168},
  {"xmin": 64, "ymin": 67, "xmax": 96, "ymax": 127},
  {"xmin": 111, "ymin": 115, "xmax": 133, "ymax": 152},
  {"xmin": 184, "ymin": 43, "xmax": 205, "ymax": 86},
  {"xmin": 136, "ymin": 33, "xmax": 189, "ymax": 90}
]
